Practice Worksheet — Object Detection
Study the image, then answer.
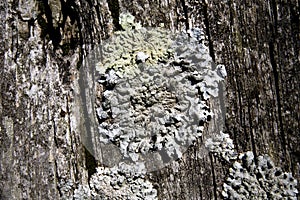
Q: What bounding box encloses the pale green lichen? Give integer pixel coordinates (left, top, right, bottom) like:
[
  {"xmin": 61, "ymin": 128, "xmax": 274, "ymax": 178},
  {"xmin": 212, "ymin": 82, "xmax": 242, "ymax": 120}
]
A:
[
  {"xmin": 96, "ymin": 13, "xmax": 173, "ymax": 76},
  {"xmin": 119, "ymin": 12, "xmax": 142, "ymax": 30}
]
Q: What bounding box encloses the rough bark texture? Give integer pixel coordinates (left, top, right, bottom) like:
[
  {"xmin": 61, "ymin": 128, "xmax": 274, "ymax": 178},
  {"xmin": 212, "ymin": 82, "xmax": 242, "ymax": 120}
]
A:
[{"xmin": 0, "ymin": 0, "xmax": 299, "ymax": 199}]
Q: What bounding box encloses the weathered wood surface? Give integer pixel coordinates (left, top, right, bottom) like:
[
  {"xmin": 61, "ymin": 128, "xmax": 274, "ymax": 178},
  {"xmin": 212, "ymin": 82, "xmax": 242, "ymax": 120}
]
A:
[{"xmin": 0, "ymin": 0, "xmax": 299, "ymax": 199}]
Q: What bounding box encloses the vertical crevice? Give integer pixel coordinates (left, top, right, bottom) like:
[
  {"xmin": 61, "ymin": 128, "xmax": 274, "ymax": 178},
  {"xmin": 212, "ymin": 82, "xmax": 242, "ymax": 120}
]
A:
[
  {"xmin": 209, "ymin": 154, "xmax": 218, "ymax": 200},
  {"xmin": 201, "ymin": 0, "xmax": 215, "ymax": 62},
  {"xmin": 52, "ymin": 117, "xmax": 62, "ymax": 198},
  {"xmin": 54, "ymin": 160, "xmax": 63, "ymax": 197},
  {"xmin": 107, "ymin": 0, "xmax": 123, "ymax": 31},
  {"xmin": 268, "ymin": 39, "xmax": 286, "ymax": 155},
  {"xmin": 268, "ymin": 0, "xmax": 286, "ymax": 157},
  {"xmin": 60, "ymin": 0, "xmax": 84, "ymax": 67},
  {"xmin": 247, "ymin": 101, "xmax": 258, "ymax": 164},
  {"xmin": 78, "ymin": 55, "xmax": 98, "ymax": 181},
  {"xmin": 271, "ymin": 0, "xmax": 278, "ymax": 33},
  {"xmin": 237, "ymin": 80, "xmax": 245, "ymax": 150},
  {"xmin": 85, "ymin": 147, "xmax": 97, "ymax": 181},
  {"xmin": 228, "ymin": 0, "xmax": 234, "ymax": 27},
  {"xmin": 66, "ymin": 94, "xmax": 79, "ymax": 182},
  {"xmin": 41, "ymin": 0, "xmax": 61, "ymax": 48}
]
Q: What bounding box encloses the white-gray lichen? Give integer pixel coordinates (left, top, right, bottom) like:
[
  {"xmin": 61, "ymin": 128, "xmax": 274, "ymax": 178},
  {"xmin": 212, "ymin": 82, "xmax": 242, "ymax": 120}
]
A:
[
  {"xmin": 98, "ymin": 63, "xmax": 213, "ymax": 165},
  {"xmin": 95, "ymin": 15, "xmax": 225, "ymax": 170},
  {"xmin": 222, "ymin": 151, "xmax": 298, "ymax": 200},
  {"xmin": 205, "ymin": 131, "xmax": 238, "ymax": 162},
  {"xmin": 73, "ymin": 185, "xmax": 91, "ymax": 200},
  {"xmin": 90, "ymin": 163, "xmax": 157, "ymax": 200},
  {"xmin": 205, "ymin": 132, "xmax": 298, "ymax": 199},
  {"xmin": 78, "ymin": 12, "xmax": 227, "ymax": 199},
  {"xmin": 74, "ymin": 163, "xmax": 157, "ymax": 200}
]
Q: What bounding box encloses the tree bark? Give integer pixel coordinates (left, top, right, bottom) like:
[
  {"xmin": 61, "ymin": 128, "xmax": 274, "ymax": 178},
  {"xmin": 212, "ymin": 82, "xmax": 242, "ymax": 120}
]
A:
[{"xmin": 0, "ymin": 0, "xmax": 299, "ymax": 199}]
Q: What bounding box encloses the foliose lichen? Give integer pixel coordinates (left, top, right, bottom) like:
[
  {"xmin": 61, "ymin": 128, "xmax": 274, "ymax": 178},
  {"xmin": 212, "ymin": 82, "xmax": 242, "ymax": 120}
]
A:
[
  {"xmin": 222, "ymin": 151, "xmax": 298, "ymax": 200},
  {"xmin": 205, "ymin": 131, "xmax": 238, "ymax": 162},
  {"xmin": 74, "ymin": 163, "xmax": 157, "ymax": 200},
  {"xmin": 205, "ymin": 132, "xmax": 298, "ymax": 199},
  {"xmin": 95, "ymin": 13, "xmax": 225, "ymax": 170},
  {"xmin": 77, "ymin": 12, "xmax": 229, "ymax": 199},
  {"xmin": 73, "ymin": 185, "xmax": 91, "ymax": 200},
  {"xmin": 96, "ymin": 13, "xmax": 172, "ymax": 75}
]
